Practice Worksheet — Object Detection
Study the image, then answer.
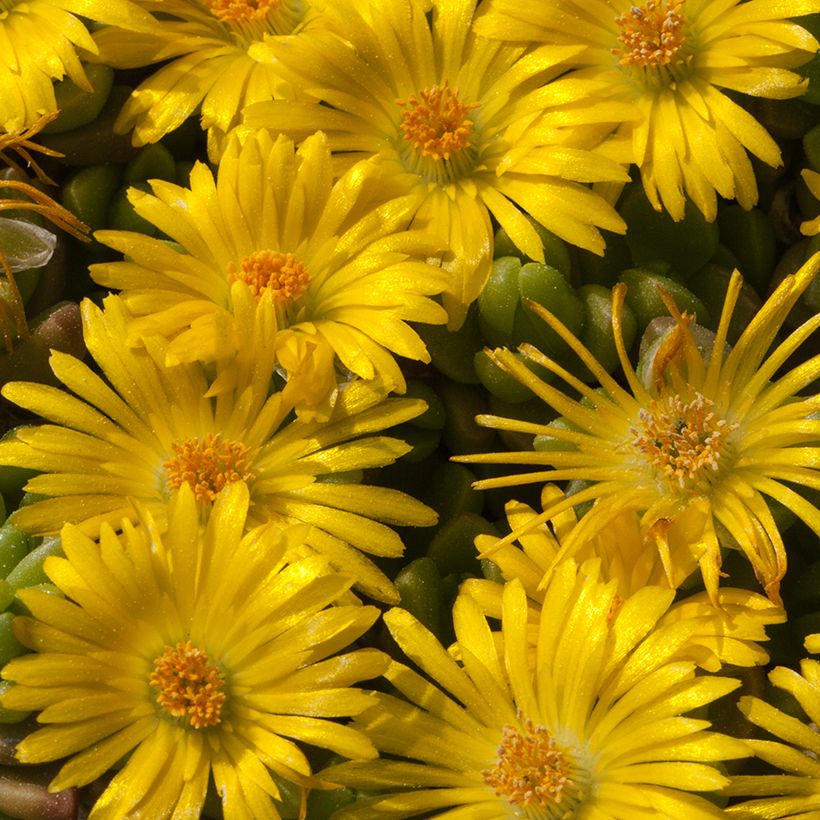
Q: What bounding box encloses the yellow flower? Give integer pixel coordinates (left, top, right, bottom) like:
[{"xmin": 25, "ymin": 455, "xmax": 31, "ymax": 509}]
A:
[
  {"xmin": 476, "ymin": 0, "xmax": 820, "ymax": 221},
  {"xmin": 459, "ymin": 253, "xmax": 820, "ymax": 606},
  {"xmin": 243, "ymin": 0, "xmax": 629, "ymax": 327},
  {"xmin": 92, "ymin": 0, "xmax": 325, "ymax": 160},
  {"xmin": 0, "ymin": 296, "xmax": 435, "ymax": 602},
  {"xmin": 802, "ymin": 168, "xmax": 820, "ymax": 236},
  {"xmin": 2, "ymin": 482, "xmax": 387, "ymax": 818},
  {"xmin": 464, "ymin": 484, "xmax": 785, "ymax": 673},
  {"xmin": 0, "ymin": 0, "xmax": 153, "ymax": 132},
  {"xmin": 722, "ymin": 634, "xmax": 820, "ymax": 818},
  {"xmin": 92, "ymin": 130, "xmax": 448, "ymax": 402},
  {"xmin": 320, "ymin": 560, "xmax": 749, "ymax": 817}
]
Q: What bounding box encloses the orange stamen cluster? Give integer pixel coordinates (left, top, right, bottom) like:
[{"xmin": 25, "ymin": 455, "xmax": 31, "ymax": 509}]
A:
[
  {"xmin": 482, "ymin": 719, "xmax": 572, "ymax": 808},
  {"xmin": 631, "ymin": 392, "xmax": 736, "ymax": 489},
  {"xmin": 150, "ymin": 641, "xmax": 226, "ymax": 729},
  {"xmin": 206, "ymin": 0, "xmax": 279, "ymax": 23},
  {"xmin": 229, "ymin": 250, "xmax": 310, "ymax": 303},
  {"xmin": 613, "ymin": 0, "xmax": 686, "ymax": 67},
  {"xmin": 164, "ymin": 433, "xmax": 255, "ymax": 503},
  {"xmin": 397, "ymin": 83, "xmax": 479, "ymax": 161}
]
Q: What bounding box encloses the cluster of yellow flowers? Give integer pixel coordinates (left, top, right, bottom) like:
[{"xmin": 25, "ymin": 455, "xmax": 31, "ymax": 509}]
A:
[{"xmin": 0, "ymin": 0, "xmax": 819, "ymax": 817}]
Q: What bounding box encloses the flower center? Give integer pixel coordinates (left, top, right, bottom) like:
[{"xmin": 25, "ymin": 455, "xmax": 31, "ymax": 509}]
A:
[
  {"xmin": 397, "ymin": 83, "xmax": 479, "ymax": 161},
  {"xmin": 631, "ymin": 392, "xmax": 737, "ymax": 489},
  {"xmin": 164, "ymin": 433, "xmax": 255, "ymax": 503},
  {"xmin": 206, "ymin": 0, "xmax": 280, "ymax": 23},
  {"xmin": 229, "ymin": 250, "xmax": 310, "ymax": 304},
  {"xmin": 482, "ymin": 720, "xmax": 573, "ymax": 809},
  {"xmin": 150, "ymin": 640, "xmax": 226, "ymax": 729},
  {"xmin": 613, "ymin": 0, "xmax": 686, "ymax": 67}
]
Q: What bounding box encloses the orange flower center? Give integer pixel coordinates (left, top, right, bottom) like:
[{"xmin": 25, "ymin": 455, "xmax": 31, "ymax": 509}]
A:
[
  {"xmin": 229, "ymin": 250, "xmax": 310, "ymax": 303},
  {"xmin": 164, "ymin": 433, "xmax": 255, "ymax": 503},
  {"xmin": 613, "ymin": 0, "xmax": 686, "ymax": 67},
  {"xmin": 482, "ymin": 720, "xmax": 572, "ymax": 808},
  {"xmin": 150, "ymin": 641, "xmax": 226, "ymax": 729},
  {"xmin": 206, "ymin": 0, "xmax": 280, "ymax": 23},
  {"xmin": 631, "ymin": 392, "xmax": 737, "ymax": 489},
  {"xmin": 397, "ymin": 83, "xmax": 479, "ymax": 161}
]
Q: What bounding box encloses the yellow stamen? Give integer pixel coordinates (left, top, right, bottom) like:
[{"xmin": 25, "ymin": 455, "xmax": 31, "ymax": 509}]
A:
[
  {"xmin": 613, "ymin": 0, "xmax": 686, "ymax": 67},
  {"xmin": 482, "ymin": 720, "xmax": 572, "ymax": 808},
  {"xmin": 228, "ymin": 250, "xmax": 310, "ymax": 303},
  {"xmin": 397, "ymin": 82, "xmax": 479, "ymax": 161},
  {"xmin": 164, "ymin": 433, "xmax": 254, "ymax": 503},
  {"xmin": 150, "ymin": 640, "xmax": 225, "ymax": 729},
  {"xmin": 631, "ymin": 392, "xmax": 737, "ymax": 489},
  {"xmin": 206, "ymin": 0, "xmax": 279, "ymax": 23}
]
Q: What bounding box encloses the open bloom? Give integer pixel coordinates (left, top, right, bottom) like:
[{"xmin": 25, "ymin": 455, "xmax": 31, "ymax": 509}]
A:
[
  {"xmin": 92, "ymin": 0, "xmax": 328, "ymax": 160},
  {"xmin": 243, "ymin": 0, "xmax": 629, "ymax": 326},
  {"xmin": 723, "ymin": 633, "xmax": 820, "ymax": 818},
  {"xmin": 92, "ymin": 129, "xmax": 449, "ymax": 400},
  {"xmin": 0, "ymin": 0, "xmax": 153, "ymax": 132},
  {"xmin": 0, "ymin": 296, "xmax": 435, "ymax": 602},
  {"xmin": 321, "ymin": 560, "xmax": 749, "ymax": 817},
  {"xmin": 459, "ymin": 253, "xmax": 820, "ymax": 606},
  {"xmin": 2, "ymin": 482, "xmax": 387, "ymax": 818},
  {"xmin": 463, "ymin": 484, "xmax": 785, "ymax": 673},
  {"xmin": 476, "ymin": 0, "xmax": 820, "ymax": 221}
]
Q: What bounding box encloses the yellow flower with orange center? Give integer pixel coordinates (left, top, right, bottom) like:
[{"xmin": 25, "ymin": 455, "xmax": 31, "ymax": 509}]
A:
[
  {"xmin": 476, "ymin": 0, "xmax": 820, "ymax": 221},
  {"xmin": 0, "ymin": 295, "xmax": 437, "ymax": 603},
  {"xmin": 320, "ymin": 561, "xmax": 749, "ymax": 817},
  {"xmin": 91, "ymin": 130, "xmax": 449, "ymax": 405},
  {"xmin": 459, "ymin": 253, "xmax": 820, "ymax": 606},
  {"xmin": 243, "ymin": 0, "xmax": 630, "ymax": 327},
  {"xmin": 2, "ymin": 482, "xmax": 388, "ymax": 817}
]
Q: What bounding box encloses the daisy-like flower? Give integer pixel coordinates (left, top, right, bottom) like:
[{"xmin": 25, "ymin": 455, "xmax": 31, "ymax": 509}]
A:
[
  {"xmin": 1, "ymin": 482, "xmax": 388, "ymax": 818},
  {"xmin": 242, "ymin": 0, "xmax": 630, "ymax": 327},
  {"xmin": 320, "ymin": 559, "xmax": 749, "ymax": 818},
  {"xmin": 476, "ymin": 0, "xmax": 820, "ymax": 221},
  {"xmin": 0, "ymin": 0, "xmax": 153, "ymax": 132},
  {"xmin": 458, "ymin": 253, "xmax": 820, "ymax": 606},
  {"xmin": 463, "ymin": 484, "xmax": 785, "ymax": 673},
  {"xmin": 723, "ymin": 633, "xmax": 820, "ymax": 818},
  {"xmin": 91, "ymin": 0, "xmax": 327, "ymax": 160},
  {"xmin": 91, "ymin": 129, "xmax": 449, "ymax": 400},
  {"xmin": 802, "ymin": 168, "xmax": 820, "ymax": 236},
  {"xmin": 0, "ymin": 296, "xmax": 435, "ymax": 602}
]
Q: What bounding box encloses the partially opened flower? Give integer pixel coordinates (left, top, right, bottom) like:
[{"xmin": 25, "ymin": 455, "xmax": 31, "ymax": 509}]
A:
[
  {"xmin": 0, "ymin": 296, "xmax": 435, "ymax": 602},
  {"xmin": 476, "ymin": 0, "xmax": 820, "ymax": 221},
  {"xmin": 2, "ymin": 482, "xmax": 388, "ymax": 818},
  {"xmin": 92, "ymin": 129, "xmax": 449, "ymax": 400},
  {"xmin": 92, "ymin": 0, "xmax": 328, "ymax": 159},
  {"xmin": 459, "ymin": 253, "xmax": 820, "ymax": 606},
  {"xmin": 0, "ymin": 0, "xmax": 153, "ymax": 132},
  {"xmin": 463, "ymin": 485, "xmax": 785, "ymax": 673},
  {"xmin": 243, "ymin": 0, "xmax": 629, "ymax": 326},
  {"xmin": 723, "ymin": 633, "xmax": 820, "ymax": 818},
  {"xmin": 321, "ymin": 560, "xmax": 749, "ymax": 817}
]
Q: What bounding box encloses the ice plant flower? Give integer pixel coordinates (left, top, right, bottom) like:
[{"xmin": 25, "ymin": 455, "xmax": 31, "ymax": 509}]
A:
[
  {"xmin": 91, "ymin": 0, "xmax": 327, "ymax": 160},
  {"xmin": 320, "ymin": 560, "xmax": 749, "ymax": 817},
  {"xmin": 243, "ymin": 0, "xmax": 629, "ymax": 326},
  {"xmin": 462, "ymin": 485, "xmax": 785, "ymax": 673},
  {"xmin": 723, "ymin": 633, "xmax": 820, "ymax": 818},
  {"xmin": 1, "ymin": 482, "xmax": 388, "ymax": 818},
  {"xmin": 0, "ymin": 0, "xmax": 153, "ymax": 132},
  {"xmin": 476, "ymin": 0, "xmax": 820, "ymax": 221},
  {"xmin": 91, "ymin": 129, "xmax": 449, "ymax": 399},
  {"xmin": 0, "ymin": 296, "xmax": 436, "ymax": 602},
  {"xmin": 458, "ymin": 253, "xmax": 820, "ymax": 606}
]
